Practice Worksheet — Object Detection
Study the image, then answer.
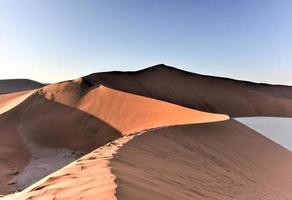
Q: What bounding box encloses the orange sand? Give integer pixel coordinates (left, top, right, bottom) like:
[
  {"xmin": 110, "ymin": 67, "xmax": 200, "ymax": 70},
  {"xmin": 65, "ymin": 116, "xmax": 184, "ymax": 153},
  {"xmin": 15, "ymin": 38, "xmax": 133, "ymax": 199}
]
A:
[{"xmin": 0, "ymin": 90, "xmax": 35, "ymax": 114}]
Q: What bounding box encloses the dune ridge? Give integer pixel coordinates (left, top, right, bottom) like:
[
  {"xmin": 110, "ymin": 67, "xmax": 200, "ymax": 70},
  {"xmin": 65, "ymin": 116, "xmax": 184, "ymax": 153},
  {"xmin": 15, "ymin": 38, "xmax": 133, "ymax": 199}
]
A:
[
  {"xmin": 83, "ymin": 64, "xmax": 292, "ymax": 117},
  {"xmin": 1, "ymin": 65, "xmax": 292, "ymax": 199},
  {"xmin": 4, "ymin": 119, "xmax": 292, "ymax": 200},
  {"xmin": 0, "ymin": 90, "xmax": 35, "ymax": 115},
  {"xmin": 2, "ymin": 133, "xmax": 137, "ymax": 200},
  {"xmin": 111, "ymin": 120, "xmax": 292, "ymax": 200},
  {"xmin": 0, "ymin": 79, "xmax": 44, "ymax": 94},
  {"xmin": 0, "ymin": 83, "xmax": 228, "ymax": 195}
]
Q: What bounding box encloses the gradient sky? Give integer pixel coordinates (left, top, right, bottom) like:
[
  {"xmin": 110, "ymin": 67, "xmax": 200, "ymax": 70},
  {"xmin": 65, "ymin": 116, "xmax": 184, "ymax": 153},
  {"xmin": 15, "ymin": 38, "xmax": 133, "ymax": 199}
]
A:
[{"xmin": 0, "ymin": 0, "xmax": 292, "ymax": 84}]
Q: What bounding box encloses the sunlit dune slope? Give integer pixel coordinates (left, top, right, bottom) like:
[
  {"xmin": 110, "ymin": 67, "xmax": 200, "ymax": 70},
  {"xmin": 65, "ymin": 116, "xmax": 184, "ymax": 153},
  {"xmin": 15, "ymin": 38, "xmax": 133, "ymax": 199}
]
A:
[
  {"xmin": 0, "ymin": 82, "xmax": 228, "ymax": 194},
  {"xmin": 0, "ymin": 79, "xmax": 44, "ymax": 94},
  {"xmin": 6, "ymin": 119, "xmax": 292, "ymax": 200},
  {"xmin": 40, "ymin": 80, "xmax": 229, "ymax": 135},
  {"xmin": 0, "ymin": 90, "xmax": 35, "ymax": 114},
  {"xmin": 83, "ymin": 64, "xmax": 292, "ymax": 117},
  {"xmin": 77, "ymin": 85, "xmax": 228, "ymax": 134}
]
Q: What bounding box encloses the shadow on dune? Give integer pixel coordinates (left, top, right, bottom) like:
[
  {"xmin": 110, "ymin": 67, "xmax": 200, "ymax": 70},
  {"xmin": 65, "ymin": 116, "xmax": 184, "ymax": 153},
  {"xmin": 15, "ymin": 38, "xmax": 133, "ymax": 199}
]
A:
[
  {"xmin": 82, "ymin": 65, "xmax": 292, "ymax": 117},
  {"xmin": 111, "ymin": 119, "xmax": 292, "ymax": 200},
  {"xmin": 0, "ymin": 93, "xmax": 121, "ymax": 194},
  {"xmin": 0, "ymin": 79, "xmax": 44, "ymax": 95}
]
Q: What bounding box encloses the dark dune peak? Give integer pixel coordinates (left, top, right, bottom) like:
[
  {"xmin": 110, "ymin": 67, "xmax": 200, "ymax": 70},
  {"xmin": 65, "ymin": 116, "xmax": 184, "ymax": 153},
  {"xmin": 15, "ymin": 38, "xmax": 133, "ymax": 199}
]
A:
[
  {"xmin": 0, "ymin": 79, "xmax": 45, "ymax": 94},
  {"xmin": 82, "ymin": 64, "xmax": 292, "ymax": 117}
]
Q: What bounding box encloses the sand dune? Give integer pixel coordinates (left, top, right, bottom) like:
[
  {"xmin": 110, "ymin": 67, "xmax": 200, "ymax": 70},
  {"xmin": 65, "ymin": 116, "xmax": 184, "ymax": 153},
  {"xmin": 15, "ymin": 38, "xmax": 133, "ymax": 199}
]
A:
[
  {"xmin": 83, "ymin": 64, "xmax": 292, "ymax": 117},
  {"xmin": 5, "ymin": 119, "xmax": 292, "ymax": 200},
  {"xmin": 112, "ymin": 120, "xmax": 292, "ymax": 200},
  {"xmin": 1, "ymin": 65, "xmax": 292, "ymax": 199},
  {"xmin": 0, "ymin": 84, "xmax": 227, "ymax": 195},
  {"xmin": 0, "ymin": 79, "xmax": 44, "ymax": 94},
  {"xmin": 0, "ymin": 90, "xmax": 35, "ymax": 114},
  {"xmin": 77, "ymin": 85, "xmax": 228, "ymax": 134},
  {"xmin": 3, "ymin": 134, "xmax": 136, "ymax": 200}
]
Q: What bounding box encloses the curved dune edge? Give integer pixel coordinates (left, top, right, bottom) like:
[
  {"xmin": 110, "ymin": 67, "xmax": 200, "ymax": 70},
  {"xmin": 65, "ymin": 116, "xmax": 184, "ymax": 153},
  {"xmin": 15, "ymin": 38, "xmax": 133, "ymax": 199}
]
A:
[
  {"xmin": 2, "ymin": 120, "xmax": 229, "ymax": 200},
  {"xmin": 111, "ymin": 120, "xmax": 292, "ymax": 200},
  {"xmin": 0, "ymin": 83, "xmax": 229, "ymax": 195},
  {"xmin": 0, "ymin": 90, "xmax": 35, "ymax": 115},
  {"xmin": 2, "ymin": 134, "xmax": 136, "ymax": 200},
  {"xmin": 41, "ymin": 84, "xmax": 230, "ymax": 135}
]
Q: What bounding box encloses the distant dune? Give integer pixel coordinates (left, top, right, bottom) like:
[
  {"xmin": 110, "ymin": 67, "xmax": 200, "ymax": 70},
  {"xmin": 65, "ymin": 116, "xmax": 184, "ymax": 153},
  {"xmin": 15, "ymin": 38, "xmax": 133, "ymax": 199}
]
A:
[
  {"xmin": 0, "ymin": 79, "xmax": 44, "ymax": 94},
  {"xmin": 1, "ymin": 65, "xmax": 292, "ymax": 199},
  {"xmin": 0, "ymin": 90, "xmax": 35, "ymax": 115},
  {"xmin": 83, "ymin": 64, "xmax": 292, "ymax": 117}
]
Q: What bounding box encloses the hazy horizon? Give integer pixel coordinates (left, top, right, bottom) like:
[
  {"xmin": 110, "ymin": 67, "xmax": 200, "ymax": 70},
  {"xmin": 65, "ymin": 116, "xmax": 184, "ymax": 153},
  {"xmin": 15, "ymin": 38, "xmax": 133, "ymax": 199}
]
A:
[{"xmin": 1, "ymin": 0, "xmax": 292, "ymax": 84}]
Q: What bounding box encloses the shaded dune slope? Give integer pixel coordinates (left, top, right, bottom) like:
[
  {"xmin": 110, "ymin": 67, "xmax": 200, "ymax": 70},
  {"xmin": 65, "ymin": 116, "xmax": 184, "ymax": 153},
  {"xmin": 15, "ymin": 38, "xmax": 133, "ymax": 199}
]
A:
[
  {"xmin": 0, "ymin": 94, "xmax": 121, "ymax": 194},
  {"xmin": 1, "ymin": 65, "xmax": 292, "ymax": 199},
  {"xmin": 0, "ymin": 84, "xmax": 227, "ymax": 194},
  {"xmin": 83, "ymin": 64, "xmax": 292, "ymax": 117},
  {"xmin": 112, "ymin": 119, "xmax": 292, "ymax": 200},
  {"xmin": 6, "ymin": 119, "xmax": 292, "ymax": 200},
  {"xmin": 0, "ymin": 79, "xmax": 44, "ymax": 94}
]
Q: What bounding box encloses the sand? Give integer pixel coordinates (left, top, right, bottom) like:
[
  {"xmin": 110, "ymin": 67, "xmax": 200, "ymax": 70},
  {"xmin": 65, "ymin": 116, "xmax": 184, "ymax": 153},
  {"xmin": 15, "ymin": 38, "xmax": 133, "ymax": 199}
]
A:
[
  {"xmin": 1, "ymin": 65, "xmax": 292, "ymax": 199},
  {"xmin": 0, "ymin": 84, "xmax": 227, "ymax": 194},
  {"xmin": 112, "ymin": 120, "xmax": 292, "ymax": 200},
  {"xmin": 5, "ymin": 119, "xmax": 292, "ymax": 200},
  {"xmin": 0, "ymin": 79, "xmax": 44, "ymax": 94},
  {"xmin": 83, "ymin": 64, "xmax": 292, "ymax": 117},
  {"xmin": 0, "ymin": 90, "xmax": 35, "ymax": 114}
]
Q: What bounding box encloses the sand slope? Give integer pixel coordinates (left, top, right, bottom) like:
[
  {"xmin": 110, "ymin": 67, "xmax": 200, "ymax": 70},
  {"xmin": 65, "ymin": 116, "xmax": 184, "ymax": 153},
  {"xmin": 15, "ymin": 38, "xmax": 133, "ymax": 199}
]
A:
[
  {"xmin": 1, "ymin": 65, "xmax": 292, "ymax": 199},
  {"xmin": 83, "ymin": 64, "xmax": 292, "ymax": 117},
  {"xmin": 112, "ymin": 120, "xmax": 292, "ymax": 200},
  {"xmin": 0, "ymin": 79, "xmax": 44, "ymax": 94},
  {"xmin": 0, "ymin": 85, "xmax": 227, "ymax": 194},
  {"xmin": 77, "ymin": 85, "xmax": 228, "ymax": 134},
  {"xmin": 5, "ymin": 119, "xmax": 292, "ymax": 200},
  {"xmin": 0, "ymin": 90, "xmax": 35, "ymax": 114},
  {"xmin": 3, "ymin": 134, "xmax": 136, "ymax": 200}
]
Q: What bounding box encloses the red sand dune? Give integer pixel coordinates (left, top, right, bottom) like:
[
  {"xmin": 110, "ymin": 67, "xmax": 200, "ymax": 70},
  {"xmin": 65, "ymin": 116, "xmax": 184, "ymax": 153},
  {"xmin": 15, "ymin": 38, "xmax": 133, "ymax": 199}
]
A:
[
  {"xmin": 83, "ymin": 64, "xmax": 292, "ymax": 117},
  {"xmin": 112, "ymin": 120, "xmax": 292, "ymax": 200},
  {"xmin": 5, "ymin": 120, "xmax": 292, "ymax": 200},
  {"xmin": 0, "ymin": 90, "xmax": 35, "ymax": 114},
  {"xmin": 1, "ymin": 66, "xmax": 292, "ymax": 199},
  {"xmin": 0, "ymin": 83, "xmax": 227, "ymax": 195}
]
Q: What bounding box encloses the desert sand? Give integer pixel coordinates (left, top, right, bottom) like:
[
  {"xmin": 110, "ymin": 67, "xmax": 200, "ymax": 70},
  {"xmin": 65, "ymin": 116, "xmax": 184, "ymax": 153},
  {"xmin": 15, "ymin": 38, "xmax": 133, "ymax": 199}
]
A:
[
  {"xmin": 112, "ymin": 120, "xmax": 292, "ymax": 200},
  {"xmin": 0, "ymin": 82, "xmax": 227, "ymax": 195},
  {"xmin": 5, "ymin": 120, "xmax": 292, "ymax": 200},
  {"xmin": 0, "ymin": 90, "xmax": 35, "ymax": 114},
  {"xmin": 83, "ymin": 64, "xmax": 292, "ymax": 117},
  {"xmin": 1, "ymin": 65, "xmax": 292, "ymax": 199},
  {"xmin": 0, "ymin": 79, "xmax": 43, "ymax": 94}
]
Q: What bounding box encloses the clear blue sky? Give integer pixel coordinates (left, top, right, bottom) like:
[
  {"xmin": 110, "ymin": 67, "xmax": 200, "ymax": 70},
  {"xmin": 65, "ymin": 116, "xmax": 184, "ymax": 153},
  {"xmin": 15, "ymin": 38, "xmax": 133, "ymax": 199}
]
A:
[{"xmin": 0, "ymin": 0, "xmax": 292, "ymax": 84}]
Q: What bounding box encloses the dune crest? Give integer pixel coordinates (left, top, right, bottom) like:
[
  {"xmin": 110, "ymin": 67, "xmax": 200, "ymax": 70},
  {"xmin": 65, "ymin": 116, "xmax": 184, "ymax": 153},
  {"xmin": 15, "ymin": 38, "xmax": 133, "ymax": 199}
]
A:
[
  {"xmin": 0, "ymin": 90, "xmax": 35, "ymax": 115},
  {"xmin": 0, "ymin": 79, "xmax": 44, "ymax": 94},
  {"xmin": 0, "ymin": 81, "xmax": 228, "ymax": 195},
  {"xmin": 5, "ymin": 119, "xmax": 292, "ymax": 200},
  {"xmin": 77, "ymin": 85, "xmax": 229, "ymax": 134},
  {"xmin": 40, "ymin": 82, "xmax": 229, "ymax": 134},
  {"xmin": 2, "ymin": 65, "xmax": 292, "ymax": 199},
  {"xmin": 2, "ymin": 107, "xmax": 228, "ymax": 199},
  {"xmin": 3, "ymin": 133, "xmax": 138, "ymax": 200},
  {"xmin": 111, "ymin": 120, "xmax": 292, "ymax": 200}
]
